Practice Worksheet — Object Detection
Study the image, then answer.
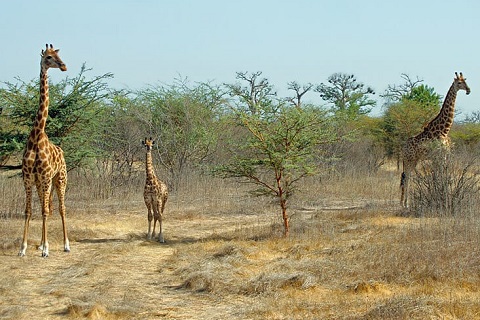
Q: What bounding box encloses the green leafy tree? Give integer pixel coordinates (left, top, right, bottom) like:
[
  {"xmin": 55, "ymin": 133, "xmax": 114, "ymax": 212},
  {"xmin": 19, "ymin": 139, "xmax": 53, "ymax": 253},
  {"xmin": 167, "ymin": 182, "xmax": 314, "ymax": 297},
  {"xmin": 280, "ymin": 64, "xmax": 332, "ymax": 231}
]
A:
[
  {"xmin": 0, "ymin": 64, "xmax": 113, "ymax": 169},
  {"xmin": 451, "ymin": 112, "xmax": 480, "ymax": 149},
  {"xmin": 381, "ymin": 82, "xmax": 441, "ymax": 164},
  {"xmin": 136, "ymin": 78, "xmax": 226, "ymax": 190},
  {"xmin": 218, "ymin": 74, "xmax": 335, "ymax": 236},
  {"xmin": 315, "ymin": 73, "xmax": 375, "ymax": 121},
  {"xmin": 380, "ymin": 73, "xmax": 423, "ymax": 105},
  {"xmin": 92, "ymin": 90, "xmax": 146, "ymax": 195}
]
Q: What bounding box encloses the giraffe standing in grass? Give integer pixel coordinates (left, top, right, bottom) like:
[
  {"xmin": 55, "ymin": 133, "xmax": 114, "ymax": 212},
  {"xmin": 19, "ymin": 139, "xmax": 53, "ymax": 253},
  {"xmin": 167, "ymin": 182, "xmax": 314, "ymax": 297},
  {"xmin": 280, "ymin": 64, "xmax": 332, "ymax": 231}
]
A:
[
  {"xmin": 19, "ymin": 44, "xmax": 69, "ymax": 257},
  {"xmin": 400, "ymin": 72, "xmax": 470, "ymax": 208},
  {"xmin": 142, "ymin": 137, "xmax": 168, "ymax": 242}
]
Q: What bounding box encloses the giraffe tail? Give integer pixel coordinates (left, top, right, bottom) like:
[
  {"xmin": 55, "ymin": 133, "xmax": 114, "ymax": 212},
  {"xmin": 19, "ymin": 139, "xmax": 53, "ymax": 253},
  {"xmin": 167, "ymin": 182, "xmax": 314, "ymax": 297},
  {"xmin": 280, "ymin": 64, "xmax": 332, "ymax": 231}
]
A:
[{"xmin": 400, "ymin": 172, "xmax": 406, "ymax": 187}]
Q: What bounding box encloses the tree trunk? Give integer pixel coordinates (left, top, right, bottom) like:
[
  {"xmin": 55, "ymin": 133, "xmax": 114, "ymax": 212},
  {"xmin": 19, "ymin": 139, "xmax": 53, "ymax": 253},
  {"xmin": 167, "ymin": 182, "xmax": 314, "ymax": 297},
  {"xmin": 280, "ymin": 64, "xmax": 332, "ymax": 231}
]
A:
[{"xmin": 280, "ymin": 197, "xmax": 289, "ymax": 237}]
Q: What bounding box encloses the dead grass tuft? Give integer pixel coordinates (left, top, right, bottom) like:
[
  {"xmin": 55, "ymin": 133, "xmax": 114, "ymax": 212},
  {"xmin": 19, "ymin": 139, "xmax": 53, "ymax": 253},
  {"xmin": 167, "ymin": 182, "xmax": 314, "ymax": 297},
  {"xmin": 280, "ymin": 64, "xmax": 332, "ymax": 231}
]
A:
[
  {"xmin": 64, "ymin": 303, "xmax": 83, "ymax": 317},
  {"xmin": 84, "ymin": 304, "xmax": 112, "ymax": 320},
  {"xmin": 348, "ymin": 281, "xmax": 391, "ymax": 295},
  {"xmin": 177, "ymin": 272, "xmax": 216, "ymax": 292},
  {"xmin": 243, "ymin": 272, "xmax": 317, "ymax": 295},
  {"xmin": 359, "ymin": 296, "xmax": 436, "ymax": 320}
]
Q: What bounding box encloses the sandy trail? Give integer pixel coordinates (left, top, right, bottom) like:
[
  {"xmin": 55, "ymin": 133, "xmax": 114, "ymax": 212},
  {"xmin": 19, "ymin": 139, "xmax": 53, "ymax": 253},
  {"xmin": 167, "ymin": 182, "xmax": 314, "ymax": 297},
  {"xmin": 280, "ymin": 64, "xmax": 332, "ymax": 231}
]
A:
[{"xmin": 0, "ymin": 209, "xmax": 269, "ymax": 319}]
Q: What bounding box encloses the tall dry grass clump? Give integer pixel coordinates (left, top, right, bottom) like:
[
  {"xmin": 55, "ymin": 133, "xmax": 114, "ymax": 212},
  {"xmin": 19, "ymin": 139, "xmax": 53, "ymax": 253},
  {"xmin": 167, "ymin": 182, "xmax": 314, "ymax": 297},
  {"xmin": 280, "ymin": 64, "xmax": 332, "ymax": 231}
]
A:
[
  {"xmin": 167, "ymin": 205, "xmax": 480, "ymax": 319},
  {"xmin": 411, "ymin": 147, "xmax": 480, "ymax": 217},
  {"xmin": 0, "ymin": 171, "xmax": 24, "ymax": 219}
]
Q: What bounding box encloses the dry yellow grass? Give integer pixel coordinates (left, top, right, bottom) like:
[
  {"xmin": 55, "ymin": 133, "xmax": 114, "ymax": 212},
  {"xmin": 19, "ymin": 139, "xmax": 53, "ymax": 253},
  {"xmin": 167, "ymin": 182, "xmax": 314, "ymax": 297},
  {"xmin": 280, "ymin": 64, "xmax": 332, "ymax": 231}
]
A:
[{"xmin": 1, "ymin": 166, "xmax": 480, "ymax": 319}]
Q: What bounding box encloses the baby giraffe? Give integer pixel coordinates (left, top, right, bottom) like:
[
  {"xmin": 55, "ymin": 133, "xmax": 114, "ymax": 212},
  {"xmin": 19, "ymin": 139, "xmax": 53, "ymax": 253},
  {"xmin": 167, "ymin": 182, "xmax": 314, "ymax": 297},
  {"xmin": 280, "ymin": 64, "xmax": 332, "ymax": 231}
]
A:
[{"xmin": 142, "ymin": 137, "xmax": 168, "ymax": 242}]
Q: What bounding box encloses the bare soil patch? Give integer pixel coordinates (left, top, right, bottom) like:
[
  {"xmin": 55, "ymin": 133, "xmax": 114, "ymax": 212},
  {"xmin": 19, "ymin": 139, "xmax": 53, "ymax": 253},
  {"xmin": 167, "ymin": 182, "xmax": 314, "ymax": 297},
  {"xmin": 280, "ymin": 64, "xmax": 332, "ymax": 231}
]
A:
[{"xmin": 0, "ymin": 196, "xmax": 273, "ymax": 320}]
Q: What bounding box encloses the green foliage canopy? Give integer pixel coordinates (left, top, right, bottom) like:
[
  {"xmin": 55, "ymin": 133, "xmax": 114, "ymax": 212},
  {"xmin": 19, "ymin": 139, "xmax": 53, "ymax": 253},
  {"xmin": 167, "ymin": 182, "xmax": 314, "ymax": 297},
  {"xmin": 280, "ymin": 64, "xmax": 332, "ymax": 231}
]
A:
[
  {"xmin": 0, "ymin": 64, "xmax": 113, "ymax": 169},
  {"xmin": 217, "ymin": 74, "xmax": 336, "ymax": 236}
]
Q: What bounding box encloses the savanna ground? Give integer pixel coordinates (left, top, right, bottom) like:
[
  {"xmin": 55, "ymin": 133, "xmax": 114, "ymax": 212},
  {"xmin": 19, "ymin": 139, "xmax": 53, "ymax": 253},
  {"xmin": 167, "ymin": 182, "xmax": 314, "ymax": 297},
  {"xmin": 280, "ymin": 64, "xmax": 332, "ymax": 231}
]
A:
[{"xmin": 1, "ymin": 163, "xmax": 480, "ymax": 320}]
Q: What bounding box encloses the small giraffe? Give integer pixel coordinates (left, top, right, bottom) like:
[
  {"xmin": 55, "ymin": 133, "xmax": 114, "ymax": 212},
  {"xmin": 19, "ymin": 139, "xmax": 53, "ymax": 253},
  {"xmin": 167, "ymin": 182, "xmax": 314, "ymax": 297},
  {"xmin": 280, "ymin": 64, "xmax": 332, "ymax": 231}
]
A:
[
  {"xmin": 400, "ymin": 72, "xmax": 470, "ymax": 208},
  {"xmin": 19, "ymin": 44, "xmax": 69, "ymax": 257},
  {"xmin": 142, "ymin": 137, "xmax": 168, "ymax": 242}
]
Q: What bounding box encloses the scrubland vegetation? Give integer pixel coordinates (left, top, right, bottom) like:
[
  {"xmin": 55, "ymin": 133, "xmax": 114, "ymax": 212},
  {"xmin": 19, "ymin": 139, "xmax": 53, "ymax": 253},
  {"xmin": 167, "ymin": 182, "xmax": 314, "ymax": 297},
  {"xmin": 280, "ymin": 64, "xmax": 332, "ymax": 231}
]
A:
[
  {"xmin": 1, "ymin": 69, "xmax": 480, "ymax": 318},
  {"xmin": 1, "ymin": 157, "xmax": 480, "ymax": 319}
]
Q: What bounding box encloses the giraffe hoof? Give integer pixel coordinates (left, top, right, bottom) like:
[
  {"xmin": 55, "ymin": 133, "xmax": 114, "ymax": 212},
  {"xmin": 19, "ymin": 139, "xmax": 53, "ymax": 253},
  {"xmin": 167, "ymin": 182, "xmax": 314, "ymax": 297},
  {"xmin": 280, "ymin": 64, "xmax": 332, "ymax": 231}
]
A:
[{"xmin": 18, "ymin": 252, "xmax": 26, "ymax": 257}]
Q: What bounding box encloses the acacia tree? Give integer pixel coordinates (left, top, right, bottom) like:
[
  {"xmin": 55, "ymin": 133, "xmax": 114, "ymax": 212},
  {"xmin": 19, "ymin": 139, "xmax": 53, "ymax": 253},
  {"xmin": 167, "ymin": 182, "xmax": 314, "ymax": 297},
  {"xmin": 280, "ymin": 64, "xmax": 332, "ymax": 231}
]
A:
[
  {"xmin": 224, "ymin": 71, "xmax": 277, "ymax": 115},
  {"xmin": 0, "ymin": 65, "xmax": 112, "ymax": 169},
  {"xmin": 380, "ymin": 73, "xmax": 423, "ymax": 104},
  {"xmin": 136, "ymin": 78, "xmax": 226, "ymax": 190},
  {"xmin": 315, "ymin": 73, "xmax": 375, "ymax": 121},
  {"xmin": 218, "ymin": 75, "xmax": 334, "ymax": 236},
  {"xmin": 381, "ymin": 81, "xmax": 441, "ymax": 165},
  {"xmin": 286, "ymin": 81, "xmax": 314, "ymax": 109}
]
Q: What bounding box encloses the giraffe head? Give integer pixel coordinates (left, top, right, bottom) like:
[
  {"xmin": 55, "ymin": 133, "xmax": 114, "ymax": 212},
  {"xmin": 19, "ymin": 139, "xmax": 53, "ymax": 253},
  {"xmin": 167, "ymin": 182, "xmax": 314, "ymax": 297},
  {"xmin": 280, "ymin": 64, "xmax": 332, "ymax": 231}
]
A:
[
  {"xmin": 142, "ymin": 137, "xmax": 155, "ymax": 151},
  {"xmin": 41, "ymin": 44, "xmax": 67, "ymax": 72},
  {"xmin": 454, "ymin": 72, "xmax": 470, "ymax": 95}
]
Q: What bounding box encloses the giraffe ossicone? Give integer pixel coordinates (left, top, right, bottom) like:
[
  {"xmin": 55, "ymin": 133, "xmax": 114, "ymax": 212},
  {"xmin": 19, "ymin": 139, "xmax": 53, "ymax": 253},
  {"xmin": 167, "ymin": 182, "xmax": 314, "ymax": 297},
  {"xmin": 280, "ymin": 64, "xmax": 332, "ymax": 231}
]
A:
[
  {"xmin": 19, "ymin": 44, "xmax": 69, "ymax": 257},
  {"xmin": 400, "ymin": 72, "xmax": 470, "ymax": 208}
]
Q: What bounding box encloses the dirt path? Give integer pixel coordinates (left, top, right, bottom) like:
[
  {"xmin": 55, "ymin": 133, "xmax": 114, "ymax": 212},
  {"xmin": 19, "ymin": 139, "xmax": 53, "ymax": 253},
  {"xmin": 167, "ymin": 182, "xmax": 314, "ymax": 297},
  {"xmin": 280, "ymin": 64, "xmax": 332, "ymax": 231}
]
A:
[{"xmin": 0, "ymin": 210, "xmax": 269, "ymax": 319}]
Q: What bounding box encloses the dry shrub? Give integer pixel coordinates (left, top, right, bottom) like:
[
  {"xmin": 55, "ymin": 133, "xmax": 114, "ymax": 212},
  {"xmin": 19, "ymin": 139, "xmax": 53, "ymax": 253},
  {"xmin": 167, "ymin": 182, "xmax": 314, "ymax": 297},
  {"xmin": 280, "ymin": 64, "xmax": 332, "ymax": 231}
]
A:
[
  {"xmin": 348, "ymin": 218, "xmax": 480, "ymax": 287},
  {"xmin": 168, "ymin": 204, "xmax": 480, "ymax": 319},
  {"xmin": 411, "ymin": 148, "xmax": 480, "ymax": 216}
]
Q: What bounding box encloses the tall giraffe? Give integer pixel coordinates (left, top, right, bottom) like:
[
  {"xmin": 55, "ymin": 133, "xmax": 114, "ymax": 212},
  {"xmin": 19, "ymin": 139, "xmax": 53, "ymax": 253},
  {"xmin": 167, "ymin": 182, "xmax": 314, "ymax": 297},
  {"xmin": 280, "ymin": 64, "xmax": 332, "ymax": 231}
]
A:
[
  {"xmin": 400, "ymin": 72, "xmax": 470, "ymax": 208},
  {"xmin": 142, "ymin": 138, "xmax": 168, "ymax": 242},
  {"xmin": 19, "ymin": 44, "xmax": 69, "ymax": 257}
]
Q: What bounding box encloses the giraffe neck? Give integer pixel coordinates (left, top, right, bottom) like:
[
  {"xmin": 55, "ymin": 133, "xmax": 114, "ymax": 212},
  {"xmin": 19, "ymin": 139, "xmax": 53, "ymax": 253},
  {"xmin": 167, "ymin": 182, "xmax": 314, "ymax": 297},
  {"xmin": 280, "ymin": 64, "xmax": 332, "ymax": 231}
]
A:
[
  {"xmin": 33, "ymin": 67, "xmax": 50, "ymax": 137},
  {"xmin": 145, "ymin": 150, "xmax": 157, "ymax": 181},
  {"xmin": 426, "ymin": 84, "xmax": 457, "ymax": 137}
]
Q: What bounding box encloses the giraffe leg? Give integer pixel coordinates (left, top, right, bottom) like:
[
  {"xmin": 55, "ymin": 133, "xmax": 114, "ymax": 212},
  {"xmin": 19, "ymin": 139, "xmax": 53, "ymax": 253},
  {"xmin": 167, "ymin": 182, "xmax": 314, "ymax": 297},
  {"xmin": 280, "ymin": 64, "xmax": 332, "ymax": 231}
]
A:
[
  {"xmin": 156, "ymin": 197, "xmax": 166, "ymax": 243},
  {"xmin": 400, "ymin": 169, "xmax": 411, "ymax": 208},
  {"xmin": 152, "ymin": 204, "xmax": 158, "ymax": 240},
  {"xmin": 403, "ymin": 174, "xmax": 410, "ymax": 208},
  {"xmin": 39, "ymin": 180, "xmax": 53, "ymax": 257},
  {"xmin": 19, "ymin": 182, "xmax": 33, "ymax": 257},
  {"xmin": 40, "ymin": 214, "xmax": 49, "ymax": 257},
  {"xmin": 33, "ymin": 179, "xmax": 45, "ymax": 252},
  {"xmin": 55, "ymin": 173, "xmax": 70, "ymax": 253},
  {"xmin": 160, "ymin": 195, "xmax": 167, "ymax": 243},
  {"xmin": 48, "ymin": 188, "xmax": 54, "ymax": 217},
  {"xmin": 146, "ymin": 203, "xmax": 153, "ymax": 240}
]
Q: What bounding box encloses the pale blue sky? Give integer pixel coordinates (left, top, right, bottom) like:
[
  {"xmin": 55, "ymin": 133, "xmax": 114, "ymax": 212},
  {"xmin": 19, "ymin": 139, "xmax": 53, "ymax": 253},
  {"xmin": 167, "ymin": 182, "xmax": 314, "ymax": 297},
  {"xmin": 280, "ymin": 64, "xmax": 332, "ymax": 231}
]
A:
[{"xmin": 1, "ymin": 0, "xmax": 479, "ymax": 117}]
